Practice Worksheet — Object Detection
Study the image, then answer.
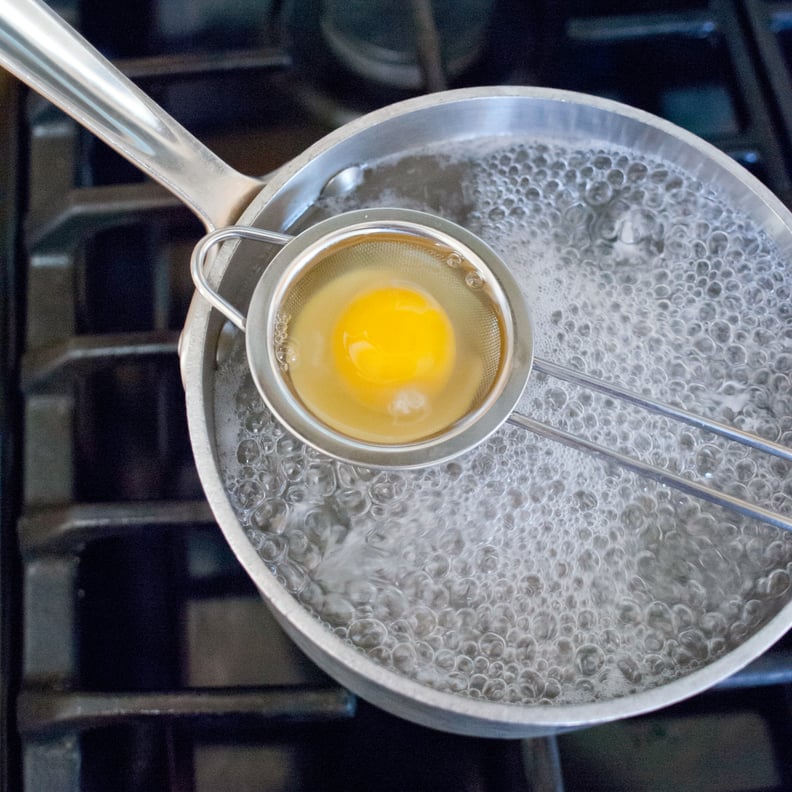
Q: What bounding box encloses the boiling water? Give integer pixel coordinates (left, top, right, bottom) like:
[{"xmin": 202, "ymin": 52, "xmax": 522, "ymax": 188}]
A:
[{"xmin": 214, "ymin": 137, "xmax": 792, "ymax": 706}]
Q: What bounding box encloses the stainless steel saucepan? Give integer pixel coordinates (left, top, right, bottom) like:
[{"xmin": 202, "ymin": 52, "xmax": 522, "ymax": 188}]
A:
[{"xmin": 3, "ymin": 0, "xmax": 792, "ymax": 738}]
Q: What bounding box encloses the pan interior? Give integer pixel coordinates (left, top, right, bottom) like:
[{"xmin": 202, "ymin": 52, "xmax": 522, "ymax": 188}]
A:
[{"xmin": 213, "ymin": 131, "xmax": 792, "ymax": 710}]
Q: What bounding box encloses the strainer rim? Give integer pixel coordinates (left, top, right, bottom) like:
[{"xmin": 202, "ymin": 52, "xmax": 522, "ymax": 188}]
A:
[{"xmin": 245, "ymin": 208, "xmax": 534, "ymax": 468}]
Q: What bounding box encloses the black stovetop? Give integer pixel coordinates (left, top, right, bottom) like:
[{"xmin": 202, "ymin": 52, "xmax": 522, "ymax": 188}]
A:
[{"xmin": 3, "ymin": 1, "xmax": 792, "ymax": 790}]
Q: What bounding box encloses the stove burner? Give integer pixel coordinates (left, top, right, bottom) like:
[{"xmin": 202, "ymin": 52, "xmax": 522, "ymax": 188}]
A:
[{"xmin": 319, "ymin": 0, "xmax": 495, "ymax": 89}]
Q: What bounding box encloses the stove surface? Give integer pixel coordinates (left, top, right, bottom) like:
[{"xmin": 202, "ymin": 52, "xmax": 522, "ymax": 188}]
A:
[{"xmin": 2, "ymin": 1, "xmax": 792, "ymax": 790}]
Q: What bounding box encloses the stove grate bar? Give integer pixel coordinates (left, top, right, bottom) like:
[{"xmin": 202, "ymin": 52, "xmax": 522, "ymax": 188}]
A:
[
  {"xmin": 746, "ymin": 0, "xmax": 792, "ymax": 143},
  {"xmin": 21, "ymin": 330, "xmax": 180, "ymax": 390},
  {"xmin": 115, "ymin": 47, "xmax": 292, "ymax": 81},
  {"xmin": 18, "ymin": 500, "xmax": 214, "ymax": 557},
  {"xmin": 566, "ymin": 10, "xmax": 719, "ymax": 42},
  {"xmin": 26, "ymin": 182, "xmax": 189, "ymax": 253},
  {"xmin": 716, "ymin": 650, "xmax": 792, "ymax": 689},
  {"xmin": 17, "ymin": 687, "xmax": 357, "ymax": 738}
]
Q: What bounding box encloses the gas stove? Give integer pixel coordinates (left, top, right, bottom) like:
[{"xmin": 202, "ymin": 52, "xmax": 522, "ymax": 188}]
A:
[{"xmin": 2, "ymin": 1, "xmax": 792, "ymax": 789}]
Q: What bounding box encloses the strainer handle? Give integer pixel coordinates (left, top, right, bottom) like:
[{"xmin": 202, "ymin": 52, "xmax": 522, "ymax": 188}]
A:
[
  {"xmin": 191, "ymin": 226, "xmax": 292, "ymax": 332},
  {"xmin": 0, "ymin": 0, "xmax": 265, "ymax": 230}
]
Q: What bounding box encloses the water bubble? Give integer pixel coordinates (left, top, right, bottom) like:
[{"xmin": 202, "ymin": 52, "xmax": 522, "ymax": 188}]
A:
[
  {"xmin": 617, "ymin": 656, "xmax": 643, "ymax": 685},
  {"xmin": 233, "ymin": 480, "xmax": 263, "ymax": 510},
  {"xmin": 465, "ymin": 272, "xmax": 484, "ymax": 290},
  {"xmin": 250, "ymin": 499, "xmax": 288, "ymax": 532},
  {"xmin": 348, "ymin": 618, "xmax": 386, "ymax": 649},
  {"xmin": 236, "ymin": 439, "xmax": 260, "ymax": 464}
]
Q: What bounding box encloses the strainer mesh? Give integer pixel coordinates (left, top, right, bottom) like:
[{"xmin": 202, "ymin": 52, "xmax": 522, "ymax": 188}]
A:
[{"xmin": 277, "ymin": 234, "xmax": 505, "ymax": 429}]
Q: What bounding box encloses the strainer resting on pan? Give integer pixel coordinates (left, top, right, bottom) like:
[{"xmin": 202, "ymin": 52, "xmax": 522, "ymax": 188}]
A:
[{"xmin": 191, "ymin": 208, "xmax": 535, "ymax": 468}]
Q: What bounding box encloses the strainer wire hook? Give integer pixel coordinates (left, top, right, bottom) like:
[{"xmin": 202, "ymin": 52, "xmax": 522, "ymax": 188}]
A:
[{"xmin": 191, "ymin": 226, "xmax": 293, "ymax": 332}]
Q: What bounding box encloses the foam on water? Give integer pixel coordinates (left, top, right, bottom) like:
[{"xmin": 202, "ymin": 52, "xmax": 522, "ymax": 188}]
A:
[{"xmin": 213, "ymin": 137, "xmax": 792, "ymax": 707}]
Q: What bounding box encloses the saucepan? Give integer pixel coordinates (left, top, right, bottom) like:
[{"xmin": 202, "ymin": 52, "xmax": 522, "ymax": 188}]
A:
[{"xmin": 3, "ymin": 0, "xmax": 792, "ymax": 738}]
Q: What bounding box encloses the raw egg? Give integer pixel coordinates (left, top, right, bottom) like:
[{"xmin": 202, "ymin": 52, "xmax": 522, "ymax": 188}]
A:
[
  {"xmin": 286, "ymin": 264, "xmax": 489, "ymax": 444},
  {"xmin": 332, "ymin": 284, "xmax": 456, "ymax": 412}
]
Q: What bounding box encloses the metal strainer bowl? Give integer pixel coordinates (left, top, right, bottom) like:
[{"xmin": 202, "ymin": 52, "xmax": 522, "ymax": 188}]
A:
[{"xmin": 191, "ymin": 208, "xmax": 534, "ymax": 468}]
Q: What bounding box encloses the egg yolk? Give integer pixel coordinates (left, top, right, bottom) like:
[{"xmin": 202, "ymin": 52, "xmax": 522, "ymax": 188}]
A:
[{"xmin": 331, "ymin": 285, "xmax": 456, "ymax": 413}]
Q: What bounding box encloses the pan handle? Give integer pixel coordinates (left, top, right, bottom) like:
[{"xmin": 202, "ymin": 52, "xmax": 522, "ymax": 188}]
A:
[
  {"xmin": 190, "ymin": 226, "xmax": 292, "ymax": 332},
  {"xmin": 0, "ymin": 0, "xmax": 264, "ymax": 230}
]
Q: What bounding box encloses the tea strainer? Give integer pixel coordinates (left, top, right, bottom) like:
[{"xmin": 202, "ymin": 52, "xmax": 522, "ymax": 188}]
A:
[{"xmin": 191, "ymin": 208, "xmax": 535, "ymax": 469}]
